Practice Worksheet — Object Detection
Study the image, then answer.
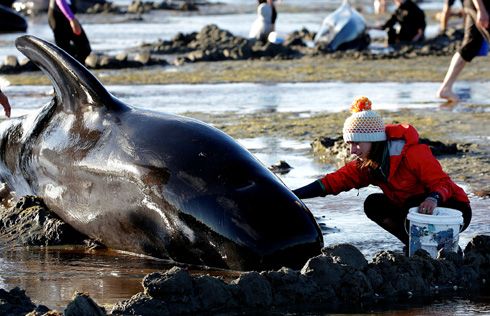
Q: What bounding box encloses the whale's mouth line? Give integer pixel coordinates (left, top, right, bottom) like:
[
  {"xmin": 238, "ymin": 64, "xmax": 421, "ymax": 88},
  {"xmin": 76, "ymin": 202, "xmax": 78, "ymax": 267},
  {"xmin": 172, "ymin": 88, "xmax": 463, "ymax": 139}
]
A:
[{"xmin": 234, "ymin": 180, "xmax": 255, "ymax": 191}]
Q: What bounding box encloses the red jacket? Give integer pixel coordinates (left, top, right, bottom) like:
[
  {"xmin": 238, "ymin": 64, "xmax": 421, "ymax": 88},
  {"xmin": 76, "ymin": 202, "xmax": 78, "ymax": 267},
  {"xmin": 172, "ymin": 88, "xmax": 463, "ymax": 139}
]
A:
[{"xmin": 318, "ymin": 124, "xmax": 469, "ymax": 207}]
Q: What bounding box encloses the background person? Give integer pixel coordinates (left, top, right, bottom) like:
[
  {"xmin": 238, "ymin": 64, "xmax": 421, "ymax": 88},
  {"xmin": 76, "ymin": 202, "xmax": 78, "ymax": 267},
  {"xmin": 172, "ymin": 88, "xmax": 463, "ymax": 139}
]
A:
[
  {"xmin": 257, "ymin": 0, "xmax": 282, "ymax": 31},
  {"xmin": 441, "ymin": 0, "xmax": 465, "ymax": 30},
  {"xmin": 372, "ymin": 0, "xmax": 426, "ymax": 45},
  {"xmin": 293, "ymin": 96, "xmax": 471, "ymax": 253},
  {"xmin": 437, "ymin": 0, "xmax": 490, "ymax": 102},
  {"xmin": 48, "ymin": 0, "xmax": 91, "ymax": 65},
  {"xmin": 249, "ymin": 2, "xmax": 273, "ymax": 42}
]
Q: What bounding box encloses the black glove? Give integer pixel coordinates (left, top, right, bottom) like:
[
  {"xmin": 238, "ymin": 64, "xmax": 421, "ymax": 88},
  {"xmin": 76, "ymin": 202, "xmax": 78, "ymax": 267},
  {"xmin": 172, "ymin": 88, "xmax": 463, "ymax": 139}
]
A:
[{"xmin": 292, "ymin": 180, "xmax": 325, "ymax": 199}]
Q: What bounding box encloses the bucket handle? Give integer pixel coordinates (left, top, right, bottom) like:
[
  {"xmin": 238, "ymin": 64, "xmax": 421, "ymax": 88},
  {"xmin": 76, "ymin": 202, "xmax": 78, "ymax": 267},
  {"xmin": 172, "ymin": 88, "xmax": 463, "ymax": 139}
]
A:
[{"xmin": 404, "ymin": 216, "xmax": 464, "ymax": 238}]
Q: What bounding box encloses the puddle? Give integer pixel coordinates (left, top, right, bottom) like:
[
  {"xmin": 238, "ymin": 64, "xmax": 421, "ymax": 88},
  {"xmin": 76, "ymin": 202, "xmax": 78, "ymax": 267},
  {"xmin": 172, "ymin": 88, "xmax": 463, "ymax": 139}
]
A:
[{"xmin": 2, "ymin": 81, "xmax": 490, "ymax": 118}]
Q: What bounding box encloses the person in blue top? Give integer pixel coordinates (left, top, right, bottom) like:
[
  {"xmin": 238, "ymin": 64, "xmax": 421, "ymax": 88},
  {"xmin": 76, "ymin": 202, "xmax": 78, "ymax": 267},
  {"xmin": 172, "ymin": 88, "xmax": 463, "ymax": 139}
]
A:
[{"xmin": 48, "ymin": 0, "xmax": 91, "ymax": 64}]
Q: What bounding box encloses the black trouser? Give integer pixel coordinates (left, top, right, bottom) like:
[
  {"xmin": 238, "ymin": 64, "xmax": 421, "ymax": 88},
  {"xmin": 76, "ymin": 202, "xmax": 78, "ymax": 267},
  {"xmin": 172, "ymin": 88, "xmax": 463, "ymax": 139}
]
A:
[
  {"xmin": 48, "ymin": 9, "xmax": 91, "ymax": 64},
  {"xmin": 386, "ymin": 26, "xmax": 423, "ymax": 45},
  {"xmin": 364, "ymin": 193, "xmax": 472, "ymax": 246}
]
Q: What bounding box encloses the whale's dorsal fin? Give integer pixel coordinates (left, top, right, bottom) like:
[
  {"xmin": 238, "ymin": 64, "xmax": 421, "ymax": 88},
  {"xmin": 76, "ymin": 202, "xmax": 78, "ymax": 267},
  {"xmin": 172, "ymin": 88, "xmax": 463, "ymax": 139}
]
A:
[{"xmin": 15, "ymin": 35, "xmax": 119, "ymax": 113}]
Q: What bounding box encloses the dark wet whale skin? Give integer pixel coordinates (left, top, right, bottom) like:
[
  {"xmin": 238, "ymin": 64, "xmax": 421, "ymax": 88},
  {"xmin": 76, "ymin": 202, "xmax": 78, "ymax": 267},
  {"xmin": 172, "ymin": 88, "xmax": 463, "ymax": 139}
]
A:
[{"xmin": 0, "ymin": 35, "xmax": 323, "ymax": 270}]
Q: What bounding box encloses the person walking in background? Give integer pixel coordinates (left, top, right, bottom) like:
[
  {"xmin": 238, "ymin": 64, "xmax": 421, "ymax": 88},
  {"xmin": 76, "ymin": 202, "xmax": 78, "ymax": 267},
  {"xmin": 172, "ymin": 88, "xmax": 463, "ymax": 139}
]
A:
[
  {"xmin": 440, "ymin": 0, "xmax": 465, "ymax": 30},
  {"xmin": 371, "ymin": 0, "xmax": 426, "ymax": 46},
  {"xmin": 48, "ymin": 0, "xmax": 91, "ymax": 65},
  {"xmin": 292, "ymin": 96, "xmax": 471, "ymax": 253},
  {"xmin": 437, "ymin": 0, "xmax": 490, "ymax": 102},
  {"xmin": 0, "ymin": 89, "xmax": 11, "ymax": 118},
  {"xmin": 374, "ymin": 0, "xmax": 386, "ymax": 14},
  {"xmin": 257, "ymin": 0, "xmax": 282, "ymax": 31}
]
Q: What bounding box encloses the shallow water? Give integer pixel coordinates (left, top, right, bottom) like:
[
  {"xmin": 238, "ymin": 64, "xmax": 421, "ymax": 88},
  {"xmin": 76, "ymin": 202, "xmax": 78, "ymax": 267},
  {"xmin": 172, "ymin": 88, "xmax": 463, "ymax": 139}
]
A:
[
  {"xmin": 0, "ymin": 82, "xmax": 489, "ymax": 312},
  {"xmin": 4, "ymin": 81, "xmax": 490, "ymax": 118}
]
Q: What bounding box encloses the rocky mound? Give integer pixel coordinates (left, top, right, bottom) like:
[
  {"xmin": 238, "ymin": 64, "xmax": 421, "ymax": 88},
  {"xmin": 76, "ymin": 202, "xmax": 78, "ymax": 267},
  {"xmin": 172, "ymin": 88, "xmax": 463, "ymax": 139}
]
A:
[
  {"xmin": 0, "ymin": 195, "xmax": 489, "ymax": 315},
  {"xmin": 0, "ymin": 24, "xmax": 465, "ymax": 73},
  {"xmin": 0, "ymin": 195, "xmax": 89, "ymax": 247},
  {"xmin": 1, "ymin": 236, "xmax": 489, "ymax": 315}
]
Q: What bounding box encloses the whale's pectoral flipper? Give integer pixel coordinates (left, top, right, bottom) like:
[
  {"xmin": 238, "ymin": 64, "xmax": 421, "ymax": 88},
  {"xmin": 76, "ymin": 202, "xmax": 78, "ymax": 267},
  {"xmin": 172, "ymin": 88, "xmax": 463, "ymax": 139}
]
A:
[{"xmin": 15, "ymin": 35, "xmax": 120, "ymax": 113}]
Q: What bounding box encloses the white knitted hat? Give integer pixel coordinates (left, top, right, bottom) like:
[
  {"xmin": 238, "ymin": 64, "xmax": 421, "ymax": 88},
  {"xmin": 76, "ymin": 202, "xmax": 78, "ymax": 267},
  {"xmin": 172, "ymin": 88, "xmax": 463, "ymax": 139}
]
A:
[{"xmin": 343, "ymin": 96, "xmax": 386, "ymax": 143}]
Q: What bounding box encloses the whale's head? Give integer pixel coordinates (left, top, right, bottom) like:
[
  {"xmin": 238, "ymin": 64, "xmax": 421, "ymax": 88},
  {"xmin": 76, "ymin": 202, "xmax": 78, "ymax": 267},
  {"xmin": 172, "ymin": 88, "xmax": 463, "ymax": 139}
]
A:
[{"xmin": 10, "ymin": 35, "xmax": 323, "ymax": 271}]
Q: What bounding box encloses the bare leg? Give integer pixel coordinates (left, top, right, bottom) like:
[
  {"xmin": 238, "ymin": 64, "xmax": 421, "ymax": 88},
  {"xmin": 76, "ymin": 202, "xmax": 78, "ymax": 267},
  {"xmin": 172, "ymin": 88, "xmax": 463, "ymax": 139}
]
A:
[
  {"xmin": 437, "ymin": 52, "xmax": 467, "ymax": 102},
  {"xmin": 441, "ymin": 4, "xmax": 451, "ymax": 30}
]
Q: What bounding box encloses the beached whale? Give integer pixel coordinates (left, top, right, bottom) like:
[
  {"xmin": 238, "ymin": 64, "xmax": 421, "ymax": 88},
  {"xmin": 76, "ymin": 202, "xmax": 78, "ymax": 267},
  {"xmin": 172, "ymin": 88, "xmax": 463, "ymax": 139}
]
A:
[
  {"xmin": 0, "ymin": 35, "xmax": 323, "ymax": 271},
  {"xmin": 0, "ymin": 4, "xmax": 28, "ymax": 32},
  {"xmin": 314, "ymin": 0, "xmax": 370, "ymax": 51}
]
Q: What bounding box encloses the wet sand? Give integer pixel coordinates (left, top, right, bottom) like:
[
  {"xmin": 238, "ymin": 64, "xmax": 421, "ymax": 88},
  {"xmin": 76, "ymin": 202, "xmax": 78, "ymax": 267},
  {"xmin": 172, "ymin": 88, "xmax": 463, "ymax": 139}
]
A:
[{"xmin": 6, "ymin": 53, "xmax": 490, "ymax": 85}]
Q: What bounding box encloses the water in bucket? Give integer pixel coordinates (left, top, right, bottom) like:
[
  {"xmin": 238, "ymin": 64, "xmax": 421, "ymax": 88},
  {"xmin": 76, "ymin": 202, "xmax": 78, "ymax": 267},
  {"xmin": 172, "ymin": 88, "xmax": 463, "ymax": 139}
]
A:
[{"xmin": 407, "ymin": 207, "xmax": 463, "ymax": 258}]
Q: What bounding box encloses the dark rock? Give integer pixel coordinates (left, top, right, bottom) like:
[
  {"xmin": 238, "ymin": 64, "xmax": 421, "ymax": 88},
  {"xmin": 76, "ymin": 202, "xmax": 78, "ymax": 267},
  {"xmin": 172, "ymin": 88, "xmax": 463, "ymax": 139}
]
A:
[
  {"xmin": 85, "ymin": 55, "xmax": 99, "ymax": 68},
  {"xmin": 194, "ymin": 275, "xmax": 236, "ymax": 310},
  {"xmin": 116, "ymin": 52, "xmax": 129, "ymax": 62},
  {"xmin": 322, "ymin": 243, "xmax": 368, "ymax": 271},
  {"xmin": 463, "ymin": 235, "xmax": 490, "ymax": 279},
  {"xmin": 134, "ymin": 51, "xmax": 152, "ymax": 65},
  {"xmin": 111, "ymin": 292, "xmax": 169, "ymax": 316},
  {"xmin": 1, "ymin": 24, "xmax": 468, "ymax": 74},
  {"xmin": 143, "ymin": 267, "xmax": 194, "ymax": 298},
  {"xmin": 301, "ymin": 255, "xmax": 346, "ymax": 291},
  {"xmin": 99, "ymin": 56, "xmax": 121, "ymax": 68},
  {"xmin": 63, "ymin": 292, "xmax": 106, "ymax": 316},
  {"xmin": 419, "ymin": 138, "xmax": 460, "ymax": 156},
  {"xmin": 0, "ymin": 196, "xmax": 88, "ymax": 247},
  {"xmin": 311, "ymin": 136, "xmax": 351, "ymax": 161},
  {"xmin": 0, "ymin": 287, "xmax": 37, "ymax": 316},
  {"xmin": 142, "ymin": 267, "xmax": 200, "ymax": 314},
  {"xmin": 235, "ymin": 271, "xmax": 273, "ymax": 307},
  {"xmin": 268, "ymin": 160, "xmax": 293, "ymax": 174},
  {"xmin": 263, "ymin": 267, "xmax": 330, "ymax": 304},
  {"xmin": 27, "ymin": 235, "xmax": 490, "ymax": 315},
  {"xmin": 3, "ymin": 55, "xmax": 19, "ymax": 67},
  {"xmin": 86, "ymin": 2, "xmax": 122, "ymax": 14},
  {"xmin": 338, "ymin": 270, "xmax": 373, "ymax": 301},
  {"xmin": 437, "ymin": 249, "xmax": 464, "ymax": 267}
]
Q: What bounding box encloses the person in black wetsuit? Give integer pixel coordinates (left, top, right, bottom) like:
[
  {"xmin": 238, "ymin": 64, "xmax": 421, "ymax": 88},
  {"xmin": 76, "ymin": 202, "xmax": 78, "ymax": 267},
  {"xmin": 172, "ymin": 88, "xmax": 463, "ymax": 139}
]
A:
[
  {"xmin": 373, "ymin": 0, "xmax": 426, "ymax": 45},
  {"xmin": 48, "ymin": 0, "xmax": 91, "ymax": 64}
]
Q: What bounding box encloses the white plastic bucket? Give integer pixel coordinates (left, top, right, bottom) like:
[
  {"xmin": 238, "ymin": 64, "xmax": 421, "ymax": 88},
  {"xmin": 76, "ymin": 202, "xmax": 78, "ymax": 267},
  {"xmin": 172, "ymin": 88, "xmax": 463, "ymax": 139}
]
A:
[{"xmin": 407, "ymin": 207, "xmax": 463, "ymax": 258}]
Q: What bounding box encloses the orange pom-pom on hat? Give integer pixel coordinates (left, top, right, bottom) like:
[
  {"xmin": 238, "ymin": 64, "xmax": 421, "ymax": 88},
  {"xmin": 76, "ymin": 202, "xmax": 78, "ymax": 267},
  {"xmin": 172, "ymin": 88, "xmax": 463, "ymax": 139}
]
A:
[
  {"xmin": 350, "ymin": 96, "xmax": 372, "ymax": 113},
  {"xmin": 343, "ymin": 96, "xmax": 386, "ymax": 143}
]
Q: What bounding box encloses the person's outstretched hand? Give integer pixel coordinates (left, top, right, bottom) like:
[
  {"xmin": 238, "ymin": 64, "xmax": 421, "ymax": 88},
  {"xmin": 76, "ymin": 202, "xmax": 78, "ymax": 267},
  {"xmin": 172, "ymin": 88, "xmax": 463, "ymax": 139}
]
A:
[{"xmin": 0, "ymin": 91, "xmax": 11, "ymax": 118}]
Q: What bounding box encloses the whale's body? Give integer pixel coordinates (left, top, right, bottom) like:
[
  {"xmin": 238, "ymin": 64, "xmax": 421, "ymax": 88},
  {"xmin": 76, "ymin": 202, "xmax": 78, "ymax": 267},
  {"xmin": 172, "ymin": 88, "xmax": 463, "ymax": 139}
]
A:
[
  {"xmin": 0, "ymin": 4, "xmax": 27, "ymax": 33},
  {"xmin": 314, "ymin": 1, "xmax": 370, "ymax": 51},
  {"xmin": 0, "ymin": 35, "xmax": 323, "ymax": 271}
]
